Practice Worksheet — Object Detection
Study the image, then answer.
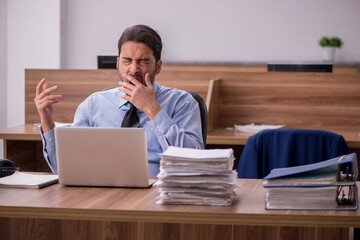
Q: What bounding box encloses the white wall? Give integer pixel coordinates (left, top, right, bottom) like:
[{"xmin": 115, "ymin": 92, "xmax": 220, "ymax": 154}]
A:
[
  {"xmin": 61, "ymin": 0, "xmax": 360, "ymax": 69},
  {"xmin": 2, "ymin": 1, "xmax": 360, "ymax": 158},
  {"xmin": 7, "ymin": 0, "xmax": 61, "ymax": 128},
  {"xmin": 0, "ymin": 0, "xmax": 8, "ymax": 158}
]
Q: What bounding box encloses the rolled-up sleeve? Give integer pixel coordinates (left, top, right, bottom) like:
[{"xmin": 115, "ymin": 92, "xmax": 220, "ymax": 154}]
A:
[
  {"xmin": 144, "ymin": 96, "xmax": 204, "ymax": 152},
  {"xmin": 40, "ymin": 127, "xmax": 58, "ymax": 173}
]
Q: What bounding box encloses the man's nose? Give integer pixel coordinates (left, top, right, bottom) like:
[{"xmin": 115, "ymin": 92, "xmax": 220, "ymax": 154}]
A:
[{"xmin": 129, "ymin": 62, "xmax": 140, "ymax": 74}]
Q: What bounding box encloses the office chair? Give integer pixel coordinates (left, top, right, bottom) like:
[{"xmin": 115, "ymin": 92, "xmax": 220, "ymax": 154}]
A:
[
  {"xmin": 186, "ymin": 91, "xmax": 208, "ymax": 146},
  {"xmin": 103, "ymin": 87, "xmax": 208, "ymax": 145},
  {"xmin": 237, "ymin": 128, "xmax": 350, "ymax": 179}
]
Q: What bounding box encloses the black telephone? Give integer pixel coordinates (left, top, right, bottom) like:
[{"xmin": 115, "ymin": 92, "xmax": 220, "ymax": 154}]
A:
[{"xmin": 0, "ymin": 158, "xmax": 18, "ymax": 178}]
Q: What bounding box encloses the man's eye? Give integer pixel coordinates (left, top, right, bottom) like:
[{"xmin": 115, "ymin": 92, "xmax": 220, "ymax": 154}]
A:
[
  {"xmin": 122, "ymin": 60, "xmax": 131, "ymax": 65},
  {"xmin": 139, "ymin": 60, "xmax": 149, "ymax": 66}
]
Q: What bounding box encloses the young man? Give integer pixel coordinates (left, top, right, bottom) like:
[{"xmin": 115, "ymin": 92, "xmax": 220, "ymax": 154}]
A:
[{"xmin": 34, "ymin": 25, "xmax": 203, "ymax": 176}]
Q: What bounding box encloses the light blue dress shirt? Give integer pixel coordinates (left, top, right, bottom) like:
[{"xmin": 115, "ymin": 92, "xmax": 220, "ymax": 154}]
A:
[{"xmin": 41, "ymin": 82, "xmax": 204, "ymax": 176}]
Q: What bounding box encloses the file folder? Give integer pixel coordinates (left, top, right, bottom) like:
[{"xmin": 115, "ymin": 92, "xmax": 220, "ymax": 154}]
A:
[{"xmin": 263, "ymin": 153, "xmax": 358, "ymax": 210}]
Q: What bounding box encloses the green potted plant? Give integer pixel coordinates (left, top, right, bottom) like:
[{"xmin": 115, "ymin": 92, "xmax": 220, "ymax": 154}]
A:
[{"xmin": 318, "ymin": 36, "xmax": 343, "ymax": 62}]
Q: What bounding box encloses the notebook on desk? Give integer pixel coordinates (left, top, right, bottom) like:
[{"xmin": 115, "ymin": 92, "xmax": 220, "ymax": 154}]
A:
[{"xmin": 55, "ymin": 127, "xmax": 156, "ymax": 188}]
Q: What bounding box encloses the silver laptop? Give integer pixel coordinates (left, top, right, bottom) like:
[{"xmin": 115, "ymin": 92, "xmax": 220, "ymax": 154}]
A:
[{"xmin": 55, "ymin": 127, "xmax": 156, "ymax": 188}]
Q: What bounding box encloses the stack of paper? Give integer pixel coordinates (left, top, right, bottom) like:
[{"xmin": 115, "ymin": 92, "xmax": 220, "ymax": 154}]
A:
[
  {"xmin": 234, "ymin": 123, "xmax": 284, "ymax": 133},
  {"xmin": 156, "ymin": 146, "xmax": 238, "ymax": 206},
  {"xmin": 263, "ymin": 153, "xmax": 358, "ymax": 210},
  {"xmin": 0, "ymin": 171, "xmax": 58, "ymax": 189}
]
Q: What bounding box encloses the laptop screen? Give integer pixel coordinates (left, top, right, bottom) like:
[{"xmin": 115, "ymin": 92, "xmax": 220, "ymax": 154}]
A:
[{"xmin": 55, "ymin": 127, "xmax": 152, "ymax": 187}]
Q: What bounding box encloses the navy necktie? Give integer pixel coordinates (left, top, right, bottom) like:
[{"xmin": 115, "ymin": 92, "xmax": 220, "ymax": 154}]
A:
[{"xmin": 121, "ymin": 103, "xmax": 140, "ymax": 128}]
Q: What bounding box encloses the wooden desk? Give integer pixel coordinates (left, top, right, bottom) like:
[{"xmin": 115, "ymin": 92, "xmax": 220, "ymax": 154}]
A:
[
  {"xmin": 0, "ymin": 124, "xmax": 50, "ymax": 172},
  {"xmin": 1, "ymin": 124, "xmax": 360, "ymax": 172},
  {"xmin": 0, "ymin": 179, "xmax": 358, "ymax": 240},
  {"xmin": 207, "ymin": 127, "xmax": 360, "ymax": 148}
]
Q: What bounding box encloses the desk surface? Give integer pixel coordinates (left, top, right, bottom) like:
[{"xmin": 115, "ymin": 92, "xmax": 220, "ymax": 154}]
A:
[
  {"xmin": 0, "ymin": 179, "xmax": 359, "ymax": 228},
  {"xmin": 2, "ymin": 124, "xmax": 360, "ymax": 148},
  {"xmin": 207, "ymin": 127, "xmax": 360, "ymax": 148},
  {"xmin": 0, "ymin": 124, "xmax": 42, "ymax": 141}
]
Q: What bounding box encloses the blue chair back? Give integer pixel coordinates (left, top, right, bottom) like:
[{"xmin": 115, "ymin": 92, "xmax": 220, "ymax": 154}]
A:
[
  {"xmin": 186, "ymin": 91, "xmax": 208, "ymax": 145},
  {"xmin": 237, "ymin": 129, "xmax": 350, "ymax": 179}
]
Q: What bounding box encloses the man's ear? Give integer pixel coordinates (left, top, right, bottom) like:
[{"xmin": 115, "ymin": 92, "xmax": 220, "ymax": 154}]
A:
[
  {"xmin": 155, "ymin": 60, "xmax": 162, "ymax": 75},
  {"xmin": 116, "ymin": 57, "xmax": 119, "ymax": 70}
]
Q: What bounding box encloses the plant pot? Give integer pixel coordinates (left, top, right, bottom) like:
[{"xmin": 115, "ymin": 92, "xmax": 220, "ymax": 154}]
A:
[{"xmin": 321, "ymin": 46, "xmax": 335, "ymax": 62}]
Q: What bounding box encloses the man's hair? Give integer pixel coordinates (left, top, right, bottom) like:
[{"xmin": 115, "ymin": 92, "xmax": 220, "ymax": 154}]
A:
[{"xmin": 118, "ymin": 25, "xmax": 162, "ymax": 62}]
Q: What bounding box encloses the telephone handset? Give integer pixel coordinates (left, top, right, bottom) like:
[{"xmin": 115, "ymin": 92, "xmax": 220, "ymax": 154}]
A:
[{"xmin": 0, "ymin": 158, "xmax": 19, "ymax": 178}]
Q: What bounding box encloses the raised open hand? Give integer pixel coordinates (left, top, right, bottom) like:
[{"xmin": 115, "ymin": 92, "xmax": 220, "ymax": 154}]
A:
[{"xmin": 34, "ymin": 78, "xmax": 62, "ymax": 132}]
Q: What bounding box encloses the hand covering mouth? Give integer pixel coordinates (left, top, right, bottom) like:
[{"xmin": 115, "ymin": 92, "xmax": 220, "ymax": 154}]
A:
[{"xmin": 129, "ymin": 74, "xmax": 143, "ymax": 84}]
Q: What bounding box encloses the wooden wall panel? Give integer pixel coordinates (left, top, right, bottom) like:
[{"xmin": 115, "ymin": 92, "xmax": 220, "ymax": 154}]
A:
[
  {"xmin": 2, "ymin": 218, "xmax": 348, "ymax": 240},
  {"xmin": 214, "ymin": 73, "xmax": 360, "ymax": 130},
  {"xmin": 218, "ymin": 105, "xmax": 360, "ymax": 129},
  {"xmin": 25, "ymin": 69, "xmax": 360, "ymax": 136},
  {"xmin": 236, "ymin": 226, "xmax": 279, "ymax": 240},
  {"xmin": 0, "ymin": 218, "xmax": 233, "ymax": 240},
  {"xmin": 0, "ymin": 218, "xmax": 62, "ymax": 240},
  {"xmin": 25, "ymin": 69, "xmax": 215, "ymax": 124},
  {"xmin": 315, "ymin": 227, "xmax": 349, "ymax": 240}
]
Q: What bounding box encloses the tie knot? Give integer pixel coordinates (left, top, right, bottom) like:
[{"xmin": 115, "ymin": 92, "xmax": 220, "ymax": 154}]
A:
[
  {"xmin": 121, "ymin": 102, "xmax": 140, "ymax": 128},
  {"xmin": 129, "ymin": 102, "xmax": 136, "ymax": 109}
]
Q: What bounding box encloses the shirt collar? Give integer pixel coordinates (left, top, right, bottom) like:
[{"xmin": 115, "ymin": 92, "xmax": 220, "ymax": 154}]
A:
[{"xmin": 118, "ymin": 91, "xmax": 127, "ymax": 108}]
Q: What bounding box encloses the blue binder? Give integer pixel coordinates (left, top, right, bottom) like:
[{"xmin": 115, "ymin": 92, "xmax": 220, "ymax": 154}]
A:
[{"xmin": 263, "ymin": 153, "xmax": 358, "ymax": 210}]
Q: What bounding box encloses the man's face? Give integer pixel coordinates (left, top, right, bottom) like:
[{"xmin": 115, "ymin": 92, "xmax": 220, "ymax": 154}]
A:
[{"xmin": 117, "ymin": 41, "xmax": 162, "ymax": 85}]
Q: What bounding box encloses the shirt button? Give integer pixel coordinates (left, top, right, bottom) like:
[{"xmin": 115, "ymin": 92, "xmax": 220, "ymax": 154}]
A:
[
  {"xmin": 151, "ymin": 128, "xmax": 154, "ymax": 131},
  {"xmin": 49, "ymin": 138, "xmax": 53, "ymax": 142},
  {"xmin": 156, "ymin": 125, "xmax": 160, "ymax": 128}
]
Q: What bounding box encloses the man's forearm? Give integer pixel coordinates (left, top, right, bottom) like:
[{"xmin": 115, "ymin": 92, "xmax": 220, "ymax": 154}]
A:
[{"xmin": 41, "ymin": 120, "xmax": 55, "ymax": 133}]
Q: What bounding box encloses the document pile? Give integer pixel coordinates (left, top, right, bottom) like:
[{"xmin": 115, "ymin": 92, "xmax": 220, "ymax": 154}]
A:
[
  {"xmin": 0, "ymin": 171, "xmax": 58, "ymax": 189},
  {"xmin": 263, "ymin": 153, "xmax": 358, "ymax": 210},
  {"xmin": 234, "ymin": 123, "xmax": 284, "ymax": 133},
  {"xmin": 156, "ymin": 146, "xmax": 238, "ymax": 206}
]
